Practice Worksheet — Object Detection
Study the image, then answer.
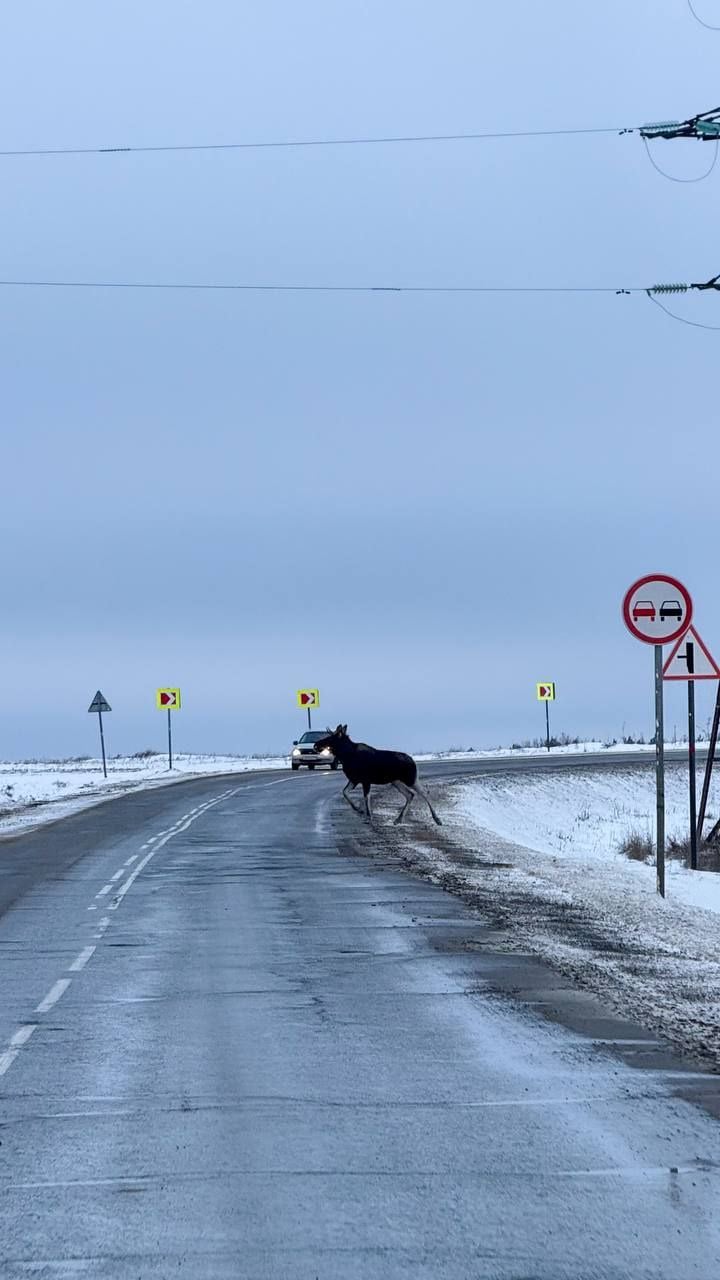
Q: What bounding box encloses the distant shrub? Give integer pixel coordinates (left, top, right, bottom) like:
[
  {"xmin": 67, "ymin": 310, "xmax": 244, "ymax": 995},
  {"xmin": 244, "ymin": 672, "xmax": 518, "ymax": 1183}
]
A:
[
  {"xmin": 619, "ymin": 831, "xmax": 654, "ymax": 863},
  {"xmin": 666, "ymin": 836, "xmax": 720, "ymax": 872},
  {"xmin": 132, "ymin": 749, "xmax": 160, "ymax": 759}
]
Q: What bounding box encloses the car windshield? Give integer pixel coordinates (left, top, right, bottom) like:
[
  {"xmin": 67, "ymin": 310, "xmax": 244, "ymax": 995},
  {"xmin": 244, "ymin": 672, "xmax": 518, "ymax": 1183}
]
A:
[{"xmin": 299, "ymin": 731, "xmax": 327, "ymax": 744}]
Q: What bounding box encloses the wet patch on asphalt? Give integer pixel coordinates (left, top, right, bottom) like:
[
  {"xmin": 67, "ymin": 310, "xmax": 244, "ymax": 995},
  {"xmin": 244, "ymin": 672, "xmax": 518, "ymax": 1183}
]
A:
[{"xmin": 331, "ymin": 784, "xmax": 720, "ymax": 1122}]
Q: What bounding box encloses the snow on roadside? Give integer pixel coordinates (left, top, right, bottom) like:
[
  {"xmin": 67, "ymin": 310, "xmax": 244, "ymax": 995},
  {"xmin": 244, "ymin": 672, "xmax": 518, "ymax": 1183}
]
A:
[
  {"xmin": 452, "ymin": 762, "xmax": 720, "ymax": 915},
  {"xmin": 0, "ymin": 753, "xmax": 287, "ymax": 837}
]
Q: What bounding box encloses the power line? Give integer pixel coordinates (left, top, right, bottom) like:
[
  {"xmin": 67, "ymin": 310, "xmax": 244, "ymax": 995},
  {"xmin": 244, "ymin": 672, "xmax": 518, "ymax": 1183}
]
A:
[
  {"xmin": 0, "ymin": 125, "xmax": 627, "ymax": 159},
  {"xmin": 642, "ymin": 136, "xmax": 719, "ymax": 182},
  {"xmin": 687, "ymin": 0, "xmax": 720, "ymax": 29},
  {"xmin": 0, "ymin": 278, "xmax": 641, "ymax": 293},
  {"xmin": 647, "ymin": 291, "xmax": 720, "ymax": 329},
  {"xmin": 1, "ymin": 275, "xmax": 717, "ymax": 330}
]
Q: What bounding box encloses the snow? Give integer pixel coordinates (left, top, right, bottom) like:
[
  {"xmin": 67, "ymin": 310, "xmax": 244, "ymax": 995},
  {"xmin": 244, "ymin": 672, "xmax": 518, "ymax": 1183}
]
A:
[
  {"xmin": 451, "ymin": 762, "xmax": 720, "ymax": 915},
  {"xmin": 0, "ymin": 753, "xmax": 287, "ymax": 837}
]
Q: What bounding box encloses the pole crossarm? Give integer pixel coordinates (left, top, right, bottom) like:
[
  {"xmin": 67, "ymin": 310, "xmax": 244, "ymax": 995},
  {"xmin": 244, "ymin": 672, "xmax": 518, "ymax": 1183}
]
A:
[
  {"xmin": 640, "ymin": 107, "xmax": 720, "ymax": 141},
  {"xmin": 648, "ymin": 272, "xmax": 720, "ymax": 296}
]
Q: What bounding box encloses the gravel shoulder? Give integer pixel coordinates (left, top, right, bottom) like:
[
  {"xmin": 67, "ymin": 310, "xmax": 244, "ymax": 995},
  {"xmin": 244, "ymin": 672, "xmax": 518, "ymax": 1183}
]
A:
[{"xmin": 334, "ymin": 775, "xmax": 720, "ymax": 1072}]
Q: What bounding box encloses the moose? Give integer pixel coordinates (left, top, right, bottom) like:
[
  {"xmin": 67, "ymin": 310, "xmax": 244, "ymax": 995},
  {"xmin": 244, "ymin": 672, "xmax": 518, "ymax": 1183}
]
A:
[{"xmin": 312, "ymin": 724, "xmax": 442, "ymax": 826}]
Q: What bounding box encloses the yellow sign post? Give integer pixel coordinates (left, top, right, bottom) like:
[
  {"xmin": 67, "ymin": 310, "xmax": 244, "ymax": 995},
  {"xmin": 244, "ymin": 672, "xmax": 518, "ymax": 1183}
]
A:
[
  {"xmin": 296, "ymin": 688, "xmax": 320, "ymax": 730},
  {"xmin": 157, "ymin": 688, "xmax": 182, "ymax": 769},
  {"xmin": 536, "ymin": 682, "xmax": 555, "ymax": 753}
]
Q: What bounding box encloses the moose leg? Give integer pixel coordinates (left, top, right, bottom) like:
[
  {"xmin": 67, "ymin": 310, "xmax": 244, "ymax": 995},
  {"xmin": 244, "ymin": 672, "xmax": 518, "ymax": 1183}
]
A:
[
  {"xmin": 413, "ymin": 783, "xmax": 442, "ymax": 826},
  {"xmin": 392, "ymin": 782, "xmax": 414, "ymax": 824},
  {"xmin": 342, "ymin": 780, "xmax": 363, "ymax": 814},
  {"xmin": 362, "ymin": 781, "xmax": 373, "ymax": 821}
]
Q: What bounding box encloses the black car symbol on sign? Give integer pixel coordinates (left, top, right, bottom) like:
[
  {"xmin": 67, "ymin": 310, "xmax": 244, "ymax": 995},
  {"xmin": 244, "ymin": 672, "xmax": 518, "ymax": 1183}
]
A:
[{"xmin": 659, "ymin": 599, "xmax": 683, "ymax": 622}]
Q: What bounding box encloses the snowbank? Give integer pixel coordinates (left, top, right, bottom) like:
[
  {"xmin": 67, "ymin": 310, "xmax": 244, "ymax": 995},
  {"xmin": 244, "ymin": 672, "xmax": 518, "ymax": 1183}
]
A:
[{"xmin": 451, "ymin": 763, "xmax": 720, "ymax": 915}]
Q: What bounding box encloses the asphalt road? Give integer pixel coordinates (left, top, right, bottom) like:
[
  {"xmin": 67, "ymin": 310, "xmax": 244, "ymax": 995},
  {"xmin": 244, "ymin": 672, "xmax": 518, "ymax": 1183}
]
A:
[
  {"xmin": 422, "ymin": 746, "xmax": 704, "ymax": 782},
  {"xmin": 1, "ymin": 766, "xmax": 720, "ymax": 1278}
]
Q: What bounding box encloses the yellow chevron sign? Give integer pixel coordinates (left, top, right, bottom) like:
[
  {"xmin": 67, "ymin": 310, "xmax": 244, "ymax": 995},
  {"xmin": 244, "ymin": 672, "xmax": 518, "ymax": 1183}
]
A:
[{"xmin": 536, "ymin": 682, "xmax": 555, "ymax": 701}]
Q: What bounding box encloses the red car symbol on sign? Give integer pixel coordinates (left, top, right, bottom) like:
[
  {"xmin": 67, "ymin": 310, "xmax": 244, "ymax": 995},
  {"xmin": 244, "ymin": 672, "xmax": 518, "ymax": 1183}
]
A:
[{"xmin": 632, "ymin": 600, "xmax": 656, "ymax": 623}]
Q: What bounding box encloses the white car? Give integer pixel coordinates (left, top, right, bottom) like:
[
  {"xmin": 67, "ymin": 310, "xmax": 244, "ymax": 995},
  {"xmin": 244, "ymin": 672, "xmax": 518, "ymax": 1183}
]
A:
[{"xmin": 291, "ymin": 730, "xmax": 340, "ymax": 771}]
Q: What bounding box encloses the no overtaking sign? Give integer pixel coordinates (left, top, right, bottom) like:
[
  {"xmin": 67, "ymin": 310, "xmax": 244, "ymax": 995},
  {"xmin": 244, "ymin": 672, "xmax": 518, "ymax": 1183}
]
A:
[
  {"xmin": 622, "ymin": 574, "xmax": 692, "ymax": 645},
  {"xmin": 622, "ymin": 573, "xmax": 693, "ymax": 899}
]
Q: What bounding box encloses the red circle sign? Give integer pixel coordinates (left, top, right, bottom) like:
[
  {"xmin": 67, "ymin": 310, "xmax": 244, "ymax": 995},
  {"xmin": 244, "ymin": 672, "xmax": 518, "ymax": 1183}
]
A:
[{"xmin": 622, "ymin": 574, "xmax": 693, "ymax": 645}]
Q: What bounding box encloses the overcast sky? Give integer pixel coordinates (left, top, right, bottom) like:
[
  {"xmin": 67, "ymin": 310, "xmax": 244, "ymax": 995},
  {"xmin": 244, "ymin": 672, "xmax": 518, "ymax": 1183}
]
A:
[{"xmin": 2, "ymin": 1, "xmax": 719, "ymax": 758}]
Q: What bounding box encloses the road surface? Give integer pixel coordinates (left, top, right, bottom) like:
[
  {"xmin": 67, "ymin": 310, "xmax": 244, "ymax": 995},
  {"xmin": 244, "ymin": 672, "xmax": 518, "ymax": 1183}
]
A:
[{"xmin": 1, "ymin": 766, "xmax": 719, "ymax": 1278}]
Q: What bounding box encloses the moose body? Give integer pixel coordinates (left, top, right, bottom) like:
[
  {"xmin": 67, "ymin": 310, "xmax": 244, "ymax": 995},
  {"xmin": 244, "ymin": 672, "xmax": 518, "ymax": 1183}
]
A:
[{"xmin": 313, "ymin": 725, "xmax": 441, "ymax": 826}]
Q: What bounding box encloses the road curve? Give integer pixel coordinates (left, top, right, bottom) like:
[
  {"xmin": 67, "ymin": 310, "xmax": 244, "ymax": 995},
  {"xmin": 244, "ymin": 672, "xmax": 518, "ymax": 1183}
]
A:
[
  {"xmin": 419, "ymin": 746, "xmax": 704, "ymax": 783},
  {"xmin": 1, "ymin": 769, "xmax": 719, "ymax": 1278}
]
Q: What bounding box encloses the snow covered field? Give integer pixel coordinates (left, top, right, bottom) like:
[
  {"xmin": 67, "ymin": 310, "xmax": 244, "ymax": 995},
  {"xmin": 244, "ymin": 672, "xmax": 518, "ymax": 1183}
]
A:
[
  {"xmin": 452, "ymin": 762, "xmax": 720, "ymax": 914},
  {"xmin": 0, "ymin": 753, "xmax": 287, "ymax": 836}
]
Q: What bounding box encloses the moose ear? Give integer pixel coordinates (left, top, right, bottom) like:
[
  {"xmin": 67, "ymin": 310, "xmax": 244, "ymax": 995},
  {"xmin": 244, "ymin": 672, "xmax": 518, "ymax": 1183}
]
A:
[
  {"xmin": 334, "ymin": 723, "xmax": 343, "ymax": 734},
  {"xmin": 342, "ymin": 724, "xmax": 348, "ymax": 734}
]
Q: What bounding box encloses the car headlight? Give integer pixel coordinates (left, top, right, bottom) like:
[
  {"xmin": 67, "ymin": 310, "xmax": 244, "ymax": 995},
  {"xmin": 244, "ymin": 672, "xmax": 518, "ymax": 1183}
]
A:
[
  {"xmin": 320, "ymin": 747, "xmax": 331, "ymax": 755},
  {"xmin": 292, "ymin": 748, "xmax": 301, "ymax": 757}
]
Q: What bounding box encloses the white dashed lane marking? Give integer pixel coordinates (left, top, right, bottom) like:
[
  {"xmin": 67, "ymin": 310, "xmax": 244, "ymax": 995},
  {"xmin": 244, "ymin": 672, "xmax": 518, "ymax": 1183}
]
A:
[
  {"xmin": 35, "ymin": 978, "xmax": 72, "ymax": 1014},
  {"xmin": 69, "ymin": 946, "xmax": 96, "ymax": 973},
  {"xmin": 0, "ymin": 778, "xmax": 293, "ymax": 1080},
  {"xmin": 0, "ymin": 1025, "xmax": 37, "ymax": 1077}
]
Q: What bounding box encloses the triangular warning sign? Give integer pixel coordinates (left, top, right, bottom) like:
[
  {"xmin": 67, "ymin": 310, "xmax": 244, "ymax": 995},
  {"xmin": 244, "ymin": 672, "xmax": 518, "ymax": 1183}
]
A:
[
  {"xmin": 663, "ymin": 626, "xmax": 720, "ymax": 681},
  {"xmin": 88, "ymin": 690, "xmax": 112, "ymax": 712}
]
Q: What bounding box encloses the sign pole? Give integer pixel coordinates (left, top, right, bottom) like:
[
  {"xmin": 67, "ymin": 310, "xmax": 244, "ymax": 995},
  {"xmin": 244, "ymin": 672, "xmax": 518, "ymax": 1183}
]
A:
[
  {"xmin": 687, "ymin": 644, "xmax": 698, "ymax": 870},
  {"xmin": 654, "ymin": 644, "xmax": 666, "ymax": 898},
  {"xmin": 88, "ymin": 691, "xmax": 112, "ymax": 778},
  {"xmin": 98, "ymin": 709, "xmax": 107, "ymax": 779},
  {"xmin": 545, "ymin": 701, "xmax": 550, "ymax": 752},
  {"xmin": 308, "ymin": 706, "xmax": 312, "ymax": 732},
  {"xmin": 168, "ymin": 708, "xmax": 173, "ymax": 771},
  {"xmin": 623, "ymin": 574, "xmax": 694, "ymax": 899},
  {"xmin": 697, "ymin": 680, "xmax": 720, "ymax": 844}
]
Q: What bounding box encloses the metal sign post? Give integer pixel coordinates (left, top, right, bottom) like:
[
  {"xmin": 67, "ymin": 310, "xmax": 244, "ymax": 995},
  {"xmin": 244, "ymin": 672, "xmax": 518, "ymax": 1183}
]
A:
[
  {"xmin": 654, "ymin": 645, "xmax": 665, "ymax": 897},
  {"xmin": 688, "ymin": 653, "xmax": 697, "ymax": 870},
  {"xmin": 698, "ymin": 682, "xmax": 720, "ymax": 842},
  {"xmin": 536, "ymin": 683, "xmax": 555, "ymax": 752},
  {"xmin": 622, "ymin": 574, "xmax": 693, "ymax": 897},
  {"xmin": 87, "ymin": 690, "xmax": 111, "ymax": 778},
  {"xmin": 156, "ymin": 688, "xmax": 182, "ymax": 770},
  {"xmin": 663, "ymin": 624, "xmax": 720, "ymax": 867}
]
